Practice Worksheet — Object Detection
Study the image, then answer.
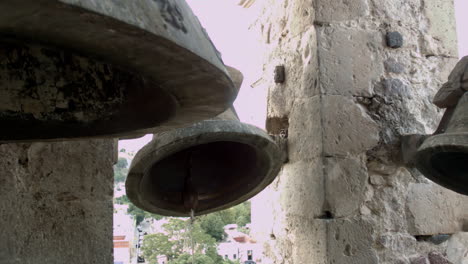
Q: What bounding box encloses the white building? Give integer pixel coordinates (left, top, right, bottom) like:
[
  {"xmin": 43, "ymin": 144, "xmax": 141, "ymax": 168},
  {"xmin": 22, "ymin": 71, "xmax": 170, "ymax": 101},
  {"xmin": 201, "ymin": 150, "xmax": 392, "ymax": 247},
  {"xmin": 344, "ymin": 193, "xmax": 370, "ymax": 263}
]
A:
[
  {"xmin": 218, "ymin": 225, "xmax": 262, "ymax": 263},
  {"xmin": 114, "ymin": 206, "xmax": 138, "ymax": 264}
]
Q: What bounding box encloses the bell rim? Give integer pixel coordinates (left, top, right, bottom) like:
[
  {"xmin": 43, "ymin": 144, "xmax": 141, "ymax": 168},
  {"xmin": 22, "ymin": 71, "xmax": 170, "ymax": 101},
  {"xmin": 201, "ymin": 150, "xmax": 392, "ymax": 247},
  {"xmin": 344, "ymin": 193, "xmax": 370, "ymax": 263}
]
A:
[
  {"xmin": 415, "ymin": 132, "xmax": 468, "ymax": 195},
  {"xmin": 0, "ymin": 0, "xmax": 236, "ymax": 141},
  {"xmin": 126, "ymin": 120, "xmax": 283, "ymax": 217}
]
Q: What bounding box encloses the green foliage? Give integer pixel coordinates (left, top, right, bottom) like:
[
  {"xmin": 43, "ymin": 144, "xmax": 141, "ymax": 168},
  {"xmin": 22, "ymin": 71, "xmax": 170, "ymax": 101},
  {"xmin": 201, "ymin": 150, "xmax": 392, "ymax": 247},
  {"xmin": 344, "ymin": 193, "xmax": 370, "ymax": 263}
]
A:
[
  {"xmin": 199, "ymin": 213, "xmax": 225, "ymax": 241},
  {"xmin": 118, "ymin": 198, "xmax": 251, "ymax": 263},
  {"xmin": 116, "ymin": 157, "xmax": 128, "ymax": 169},
  {"xmin": 168, "ymin": 253, "xmax": 214, "ymax": 264},
  {"xmin": 142, "ymin": 218, "xmax": 219, "ymax": 264},
  {"xmin": 115, "ymin": 195, "xmax": 130, "ymax": 204},
  {"xmin": 198, "ymin": 201, "xmax": 251, "ymax": 241},
  {"xmin": 142, "ymin": 233, "xmax": 175, "ymax": 263},
  {"xmin": 128, "ymin": 203, "xmax": 163, "ymax": 224},
  {"xmin": 113, "ymin": 165, "xmax": 128, "ymax": 183},
  {"xmin": 115, "ymin": 195, "xmax": 162, "ymax": 224}
]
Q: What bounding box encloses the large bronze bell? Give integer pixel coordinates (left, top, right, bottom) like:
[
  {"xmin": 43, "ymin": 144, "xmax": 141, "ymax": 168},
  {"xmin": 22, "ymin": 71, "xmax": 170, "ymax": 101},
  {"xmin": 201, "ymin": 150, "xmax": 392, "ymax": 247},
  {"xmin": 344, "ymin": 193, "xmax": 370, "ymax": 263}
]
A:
[
  {"xmin": 404, "ymin": 57, "xmax": 468, "ymax": 195},
  {"xmin": 0, "ymin": 0, "xmax": 235, "ymax": 141},
  {"xmin": 414, "ymin": 92, "xmax": 468, "ymax": 195},
  {"xmin": 126, "ymin": 69, "xmax": 283, "ymax": 216}
]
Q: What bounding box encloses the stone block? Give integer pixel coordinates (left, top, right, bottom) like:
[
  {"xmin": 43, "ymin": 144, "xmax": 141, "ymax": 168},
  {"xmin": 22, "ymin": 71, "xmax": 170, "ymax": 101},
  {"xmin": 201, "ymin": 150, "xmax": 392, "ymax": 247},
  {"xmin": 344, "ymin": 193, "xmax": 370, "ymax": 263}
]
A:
[
  {"xmin": 428, "ymin": 252, "xmax": 452, "ymax": 264},
  {"xmin": 0, "ymin": 140, "xmax": 115, "ymax": 264},
  {"xmin": 322, "ymin": 96, "xmax": 380, "ymax": 156},
  {"xmin": 384, "ymin": 58, "xmax": 405, "ymax": 74},
  {"xmin": 289, "ymin": 219, "xmax": 327, "ymax": 264},
  {"xmin": 423, "ymin": 0, "xmax": 458, "ymax": 57},
  {"xmin": 288, "ymin": 96, "xmax": 322, "ymax": 161},
  {"xmin": 317, "ymin": 27, "xmax": 383, "ymax": 96},
  {"xmin": 412, "ymin": 256, "xmax": 430, "ymax": 264},
  {"xmin": 406, "ymin": 183, "xmax": 468, "ymax": 235},
  {"xmin": 279, "ymin": 159, "xmax": 324, "ymax": 218},
  {"xmin": 315, "ymin": 0, "xmax": 369, "ymax": 22},
  {"xmin": 327, "ymin": 218, "xmax": 379, "ymax": 264},
  {"xmin": 286, "ymin": 0, "xmax": 315, "ymax": 37},
  {"xmin": 266, "ymin": 28, "xmax": 319, "ymax": 117},
  {"xmin": 324, "ymin": 156, "xmax": 368, "ymax": 218},
  {"xmin": 446, "ymin": 232, "xmax": 468, "ymax": 264},
  {"xmin": 372, "ymin": 0, "xmax": 421, "ymax": 24}
]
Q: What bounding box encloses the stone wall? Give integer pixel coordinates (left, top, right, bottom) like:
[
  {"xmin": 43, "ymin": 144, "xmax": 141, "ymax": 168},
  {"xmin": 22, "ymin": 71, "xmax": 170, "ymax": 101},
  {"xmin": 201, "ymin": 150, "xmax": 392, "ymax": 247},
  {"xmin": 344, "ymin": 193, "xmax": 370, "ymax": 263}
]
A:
[
  {"xmin": 250, "ymin": 0, "xmax": 468, "ymax": 263},
  {"xmin": 0, "ymin": 140, "xmax": 116, "ymax": 264}
]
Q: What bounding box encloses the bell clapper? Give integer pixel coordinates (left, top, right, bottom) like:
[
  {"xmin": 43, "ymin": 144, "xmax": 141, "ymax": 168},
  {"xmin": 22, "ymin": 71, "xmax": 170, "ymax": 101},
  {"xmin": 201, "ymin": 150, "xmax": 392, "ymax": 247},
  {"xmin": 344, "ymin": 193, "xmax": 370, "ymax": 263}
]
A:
[
  {"xmin": 183, "ymin": 150, "xmax": 199, "ymax": 212},
  {"xmin": 182, "ymin": 151, "xmax": 198, "ymax": 264},
  {"xmin": 190, "ymin": 208, "xmax": 196, "ymax": 264}
]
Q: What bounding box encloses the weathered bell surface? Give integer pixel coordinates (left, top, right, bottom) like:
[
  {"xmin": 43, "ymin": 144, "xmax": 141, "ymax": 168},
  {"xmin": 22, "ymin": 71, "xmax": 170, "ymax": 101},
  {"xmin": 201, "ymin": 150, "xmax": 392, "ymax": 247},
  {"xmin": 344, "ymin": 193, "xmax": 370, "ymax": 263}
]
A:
[
  {"xmin": 0, "ymin": 0, "xmax": 236, "ymax": 141},
  {"xmin": 415, "ymin": 92, "xmax": 468, "ymax": 195},
  {"xmin": 126, "ymin": 67, "xmax": 281, "ymax": 216},
  {"xmin": 125, "ymin": 115, "xmax": 283, "ymax": 216}
]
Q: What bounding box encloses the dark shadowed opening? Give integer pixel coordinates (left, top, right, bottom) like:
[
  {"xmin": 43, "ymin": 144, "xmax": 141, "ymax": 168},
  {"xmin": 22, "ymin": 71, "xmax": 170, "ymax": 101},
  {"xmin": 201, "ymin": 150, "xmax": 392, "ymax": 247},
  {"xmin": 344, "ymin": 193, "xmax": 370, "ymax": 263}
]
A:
[
  {"xmin": 140, "ymin": 141, "xmax": 270, "ymax": 215},
  {"xmin": 431, "ymin": 152, "xmax": 468, "ymax": 194}
]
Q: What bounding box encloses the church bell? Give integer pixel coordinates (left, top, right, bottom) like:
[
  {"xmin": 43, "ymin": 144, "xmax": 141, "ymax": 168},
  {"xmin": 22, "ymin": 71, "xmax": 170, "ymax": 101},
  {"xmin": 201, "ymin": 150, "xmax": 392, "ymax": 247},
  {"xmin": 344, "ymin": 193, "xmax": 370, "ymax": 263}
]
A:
[
  {"xmin": 0, "ymin": 0, "xmax": 235, "ymax": 141},
  {"xmin": 404, "ymin": 57, "xmax": 468, "ymax": 195},
  {"xmin": 126, "ymin": 69, "xmax": 283, "ymax": 216},
  {"xmin": 414, "ymin": 92, "xmax": 468, "ymax": 195}
]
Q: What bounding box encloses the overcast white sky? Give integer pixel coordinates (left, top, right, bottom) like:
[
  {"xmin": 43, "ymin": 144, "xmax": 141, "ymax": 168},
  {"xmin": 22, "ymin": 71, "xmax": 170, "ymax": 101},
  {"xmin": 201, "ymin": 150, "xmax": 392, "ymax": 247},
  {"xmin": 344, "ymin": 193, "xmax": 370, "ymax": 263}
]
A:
[{"xmin": 120, "ymin": 0, "xmax": 468, "ymax": 153}]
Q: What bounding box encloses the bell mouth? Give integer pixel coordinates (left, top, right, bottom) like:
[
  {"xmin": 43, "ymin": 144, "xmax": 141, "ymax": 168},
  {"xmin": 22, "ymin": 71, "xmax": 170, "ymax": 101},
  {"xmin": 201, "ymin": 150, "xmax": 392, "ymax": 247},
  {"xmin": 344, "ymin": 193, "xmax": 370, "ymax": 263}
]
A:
[
  {"xmin": 431, "ymin": 152, "xmax": 468, "ymax": 189},
  {"xmin": 126, "ymin": 120, "xmax": 282, "ymax": 216},
  {"xmin": 415, "ymin": 133, "xmax": 468, "ymax": 195},
  {"xmin": 142, "ymin": 141, "xmax": 268, "ymax": 215}
]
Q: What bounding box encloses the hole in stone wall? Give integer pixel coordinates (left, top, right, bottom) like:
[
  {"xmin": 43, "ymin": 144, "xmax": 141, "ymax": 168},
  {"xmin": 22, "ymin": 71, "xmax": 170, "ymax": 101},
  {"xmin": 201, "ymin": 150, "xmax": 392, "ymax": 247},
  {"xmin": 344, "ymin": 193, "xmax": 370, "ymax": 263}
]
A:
[
  {"xmin": 317, "ymin": 211, "xmax": 334, "ymax": 220},
  {"xmin": 266, "ymin": 116, "xmax": 289, "ymax": 138},
  {"xmin": 344, "ymin": 244, "xmax": 352, "ymax": 256},
  {"xmin": 414, "ymin": 234, "xmax": 451, "ymax": 245},
  {"xmin": 462, "ymin": 220, "xmax": 468, "ymax": 232},
  {"xmin": 415, "ymin": 235, "xmax": 432, "ymax": 242}
]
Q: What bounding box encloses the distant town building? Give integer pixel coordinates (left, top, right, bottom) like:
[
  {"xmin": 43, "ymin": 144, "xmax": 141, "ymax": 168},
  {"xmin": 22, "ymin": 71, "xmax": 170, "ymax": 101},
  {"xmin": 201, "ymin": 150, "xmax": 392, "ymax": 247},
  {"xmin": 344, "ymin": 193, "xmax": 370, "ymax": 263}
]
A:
[
  {"xmin": 218, "ymin": 224, "xmax": 262, "ymax": 263},
  {"xmin": 114, "ymin": 205, "xmax": 138, "ymax": 264}
]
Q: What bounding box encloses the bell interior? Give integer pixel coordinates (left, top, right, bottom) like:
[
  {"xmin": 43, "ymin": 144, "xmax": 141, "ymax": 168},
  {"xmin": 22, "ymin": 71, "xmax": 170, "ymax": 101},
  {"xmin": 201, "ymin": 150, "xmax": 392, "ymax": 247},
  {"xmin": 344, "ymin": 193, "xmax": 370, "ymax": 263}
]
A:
[
  {"xmin": 430, "ymin": 151, "xmax": 468, "ymax": 191},
  {"xmin": 0, "ymin": 39, "xmax": 177, "ymax": 141},
  {"xmin": 140, "ymin": 141, "xmax": 270, "ymax": 215}
]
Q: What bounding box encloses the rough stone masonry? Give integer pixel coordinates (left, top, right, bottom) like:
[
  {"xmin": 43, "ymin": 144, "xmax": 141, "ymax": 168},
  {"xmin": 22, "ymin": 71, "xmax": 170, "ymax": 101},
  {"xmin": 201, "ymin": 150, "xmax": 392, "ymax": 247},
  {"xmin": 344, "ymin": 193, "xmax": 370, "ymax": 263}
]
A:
[
  {"xmin": 0, "ymin": 140, "xmax": 116, "ymax": 264},
  {"xmin": 248, "ymin": 0, "xmax": 468, "ymax": 263}
]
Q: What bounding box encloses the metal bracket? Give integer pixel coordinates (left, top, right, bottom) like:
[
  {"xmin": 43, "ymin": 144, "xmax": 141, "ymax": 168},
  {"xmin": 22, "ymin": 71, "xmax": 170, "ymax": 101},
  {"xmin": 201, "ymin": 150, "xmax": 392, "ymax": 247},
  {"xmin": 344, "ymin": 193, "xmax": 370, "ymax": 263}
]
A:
[
  {"xmin": 271, "ymin": 132, "xmax": 289, "ymax": 164},
  {"xmin": 401, "ymin": 134, "xmax": 428, "ymax": 167}
]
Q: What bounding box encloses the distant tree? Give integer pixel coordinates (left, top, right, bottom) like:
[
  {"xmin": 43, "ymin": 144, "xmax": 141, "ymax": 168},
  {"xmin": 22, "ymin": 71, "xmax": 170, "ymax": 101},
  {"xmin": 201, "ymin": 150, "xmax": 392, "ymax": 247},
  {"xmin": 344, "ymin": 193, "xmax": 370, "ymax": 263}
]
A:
[
  {"xmin": 199, "ymin": 214, "xmax": 225, "ymax": 241},
  {"xmin": 113, "ymin": 168, "xmax": 127, "ymax": 183},
  {"xmin": 119, "ymin": 148, "xmax": 126, "ymax": 153},
  {"xmin": 142, "ymin": 233, "xmax": 176, "ymax": 263},
  {"xmin": 198, "ymin": 201, "xmax": 251, "ymax": 242},
  {"xmin": 168, "ymin": 253, "xmax": 214, "ymax": 264},
  {"xmin": 116, "ymin": 157, "xmax": 128, "ymax": 169},
  {"xmin": 114, "ymin": 157, "xmax": 130, "ymax": 183},
  {"xmin": 115, "ymin": 195, "xmax": 130, "ymax": 205},
  {"xmin": 142, "ymin": 218, "xmax": 219, "ymax": 264},
  {"xmin": 127, "ymin": 203, "xmax": 163, "ymax": 224},
  {"xmin": 115, "ymin": 195, "xmax": 163, "ymax": 224},
  {"xmin": 234, "ymin": 201, "xmax": 251, "ymax": 227}
]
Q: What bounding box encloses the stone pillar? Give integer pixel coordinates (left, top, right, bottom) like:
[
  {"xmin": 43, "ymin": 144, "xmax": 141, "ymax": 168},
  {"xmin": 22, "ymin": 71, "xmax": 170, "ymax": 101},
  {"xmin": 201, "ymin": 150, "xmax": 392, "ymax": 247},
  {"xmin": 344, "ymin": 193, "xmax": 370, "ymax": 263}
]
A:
[
  {"xmin": 250, "ymin": 0, "xmax": 468, "ymax": 263},
  {"xmin": 249, "ymin": 1, "xmax": 326, "ymax": 263},
  {"xmin": 0, "ymin": 140, "xmax": 116, "ymax": 264}
]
